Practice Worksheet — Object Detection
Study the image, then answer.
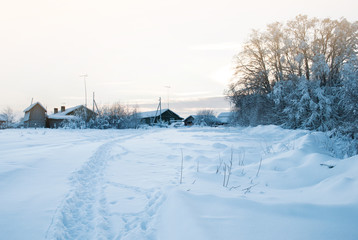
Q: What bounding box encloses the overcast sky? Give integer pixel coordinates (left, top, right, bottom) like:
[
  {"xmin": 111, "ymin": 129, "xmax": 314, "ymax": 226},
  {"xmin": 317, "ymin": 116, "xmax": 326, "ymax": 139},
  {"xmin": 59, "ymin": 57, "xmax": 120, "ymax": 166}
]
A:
[{"xmin": 1, "ymin": 0, "xmax": 357, "ymax": 117}]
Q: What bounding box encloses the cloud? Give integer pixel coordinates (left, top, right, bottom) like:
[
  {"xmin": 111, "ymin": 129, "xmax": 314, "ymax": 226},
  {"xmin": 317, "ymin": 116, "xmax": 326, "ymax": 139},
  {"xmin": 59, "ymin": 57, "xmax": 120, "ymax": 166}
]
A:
[
  {"xmin": 61, "ymin": 96, "xmax": 84, "ymax": 100},
  {"xmin": 209, "ymin": 65, "xmax": 235, "ymax": 85},
  {"xmin": 190, "ymin": 42, "xmax": 241, "ymax": 51}
]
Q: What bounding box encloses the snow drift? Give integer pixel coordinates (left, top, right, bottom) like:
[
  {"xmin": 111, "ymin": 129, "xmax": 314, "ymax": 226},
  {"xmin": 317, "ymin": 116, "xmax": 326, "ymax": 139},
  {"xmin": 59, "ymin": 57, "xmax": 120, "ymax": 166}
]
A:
[{"xmin": 0, "ymin": 126, "xmax": 357, "ymax": 240}]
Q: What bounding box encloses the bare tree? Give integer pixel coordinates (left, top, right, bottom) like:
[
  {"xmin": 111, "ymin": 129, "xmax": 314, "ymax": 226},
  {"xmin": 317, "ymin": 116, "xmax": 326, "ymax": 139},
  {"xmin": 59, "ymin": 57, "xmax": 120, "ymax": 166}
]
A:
[
  {"xmin": 232, "ymin": 30, "xmax": 271, "ymax": 96},
  {"xmin": 265, "ymin": 22, "xmax": 285, "ymax": 83},
  {"xmin": 1, "ymin": 107, "xmax": 15, "ymax": 127},
  {"xmin": 287, "ymin": 15, "xmax": 317, "ymax": 81}
]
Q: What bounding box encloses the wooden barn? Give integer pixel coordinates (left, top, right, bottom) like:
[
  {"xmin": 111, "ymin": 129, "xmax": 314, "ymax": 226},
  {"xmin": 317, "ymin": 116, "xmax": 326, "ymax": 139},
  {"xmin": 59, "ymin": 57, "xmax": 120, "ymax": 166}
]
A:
[
  {"xmin": 0, "ymin": 115, "xmax": 6, "ymax": 129},
  {"xmin": 184, "ymin": 115, "xmax": 196, "ymax": 126},
  {"xmin": 47, "ymin": 105, "xmax": 97, "ymax": 128},
  {"xmin": 23, "ymin": 102, "xmax": 47, "ymax": 128},
  {"xmin": 183, "ymin": 115, "xmax": 208, "ymax": 126},
  {"xmin": 138, "ymin": 109, "xmax": 183, "ymax": 125},
  {"xmin": 184, "ymin": 114, "xmax": 221, "ymax": 126}
]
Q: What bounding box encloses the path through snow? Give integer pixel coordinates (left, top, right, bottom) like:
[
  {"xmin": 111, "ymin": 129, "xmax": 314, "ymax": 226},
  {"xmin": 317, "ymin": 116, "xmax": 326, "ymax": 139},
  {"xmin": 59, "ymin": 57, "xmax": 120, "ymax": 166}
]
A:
[
  {"xmin": 46, "ymin": 140, "xmax": 115, "ymax": 239},
  {"xmin": 45, "ymin": 131, "xmax": 169, "ymax": 240}
]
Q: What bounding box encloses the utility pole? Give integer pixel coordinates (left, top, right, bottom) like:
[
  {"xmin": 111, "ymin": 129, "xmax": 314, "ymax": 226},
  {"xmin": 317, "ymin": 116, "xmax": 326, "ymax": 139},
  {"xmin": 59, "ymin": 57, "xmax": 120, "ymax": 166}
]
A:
[
  {"xmin": 159, "ymin": 97, "xmax": 162, "ymax": 122},
  {"xmin": 93, "ymin": 92, "xmax": 95, "ymax": 112},
  {"xmin": 93, "ymin": 92, "xmax": 99, "ymax": 113},
  {"xmin": 80, "ymin": 74, "xmax": 88, "ymax": 107},
  {"xmin": 153, "ymin": 97, "xmax": 162, "ymax": 125}
]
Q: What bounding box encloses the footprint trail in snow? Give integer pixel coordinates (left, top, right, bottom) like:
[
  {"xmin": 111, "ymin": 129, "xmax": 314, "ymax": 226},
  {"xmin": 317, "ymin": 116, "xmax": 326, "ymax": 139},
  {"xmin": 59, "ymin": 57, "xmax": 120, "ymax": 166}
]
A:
[
  {"xmin": 46, "ymin": 141, "xmax": 115, "ymax": 240},
  {"xmin": 45, "ymin": 135, "xmax": 167, "ymax": 240}
]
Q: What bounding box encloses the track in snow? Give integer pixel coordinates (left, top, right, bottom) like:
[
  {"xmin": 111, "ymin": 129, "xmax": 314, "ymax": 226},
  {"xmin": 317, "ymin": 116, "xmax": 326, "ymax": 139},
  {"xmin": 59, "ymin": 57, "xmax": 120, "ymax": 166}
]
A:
[
  {"xmin": 45, "ymin": 132, "xmax": 168, "ymax": 240},
  {"xmin": 112, "ymin": 185, "xmax": 166, "ymax": 240},
  {"xmin": 46, "ymin": 141, "xmax": 115, "ymax": 240}
]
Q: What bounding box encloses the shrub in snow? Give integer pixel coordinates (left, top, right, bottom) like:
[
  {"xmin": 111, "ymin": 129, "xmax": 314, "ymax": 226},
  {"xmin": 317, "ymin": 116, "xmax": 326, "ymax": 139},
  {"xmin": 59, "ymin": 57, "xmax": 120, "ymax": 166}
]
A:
[
  {"xmin": 194, "ymin": 109, "xmax": 220, "ymax": 127},
  {"xmin": 84, "ymin": 103, "xmax": 140, "ymax": 129}
]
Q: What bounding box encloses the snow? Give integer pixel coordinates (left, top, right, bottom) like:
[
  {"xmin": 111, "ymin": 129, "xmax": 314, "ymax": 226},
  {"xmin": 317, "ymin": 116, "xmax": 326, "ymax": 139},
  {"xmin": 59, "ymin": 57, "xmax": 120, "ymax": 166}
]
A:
[
  {"xmin": 47, "ymin": 114, "xmax": 78, "ymax": 120},
  {"xmin": 138, "ymin": 108, "xmax": 170, "ymax": 118},
  {"xmin": 0, "ymin": 126, "xmax": 357, "ymax": 240}
]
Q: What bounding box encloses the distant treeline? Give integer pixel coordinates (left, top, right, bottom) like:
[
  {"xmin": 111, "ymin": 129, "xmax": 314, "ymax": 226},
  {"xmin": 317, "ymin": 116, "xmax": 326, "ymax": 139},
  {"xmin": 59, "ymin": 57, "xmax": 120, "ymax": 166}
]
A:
[{"xmin": 227, "ymin": 15, "xmax": 358, "ymax": 155}]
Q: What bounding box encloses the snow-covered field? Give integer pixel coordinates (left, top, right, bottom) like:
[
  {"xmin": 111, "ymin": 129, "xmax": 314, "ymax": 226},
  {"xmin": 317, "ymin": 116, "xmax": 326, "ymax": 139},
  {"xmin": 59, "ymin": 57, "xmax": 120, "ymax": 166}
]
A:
[{"xmin": 0, "ymin": 126, "xmax": 357, "ymax": 240}]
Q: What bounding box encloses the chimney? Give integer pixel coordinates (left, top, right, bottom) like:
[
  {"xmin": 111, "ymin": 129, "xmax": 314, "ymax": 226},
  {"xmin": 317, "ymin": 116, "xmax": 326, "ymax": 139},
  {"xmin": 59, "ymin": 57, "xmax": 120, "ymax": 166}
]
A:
[
  {"xmin": 54, "ymin": 108, "xmax": 58, "ymax": 114},
  {"xmin": 61, "ymin": 106, "xmax": 65, "ymax": 112}
]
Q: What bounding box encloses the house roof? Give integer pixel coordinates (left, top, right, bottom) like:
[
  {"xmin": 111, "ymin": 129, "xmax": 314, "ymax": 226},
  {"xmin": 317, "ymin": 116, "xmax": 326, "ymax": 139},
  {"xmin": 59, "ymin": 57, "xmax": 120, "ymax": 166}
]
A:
[
  {"xmin": 138, "ymin": 108, "xmax": 170, "ymax": 118},
  {"xmin": 58, "ymin": 105, "xmax": 83, "ymax": 115},
  {"xmin": 184, "ymin": 115, "xmax": 197, "ymax": 121},
  {"xmin": 47, "ymin": 105, "xmax": 94, "ymax": 120},
  {"xmin": 23, "ymin": 102, "xmax": 47, "ymax": 113},
  {"xmin": 47, "ymin": 114, "xmax": 78, "ymax": 120},
  {"xmin": 138, "ymin": 108, "xmax": 183, "ymax": 120}
]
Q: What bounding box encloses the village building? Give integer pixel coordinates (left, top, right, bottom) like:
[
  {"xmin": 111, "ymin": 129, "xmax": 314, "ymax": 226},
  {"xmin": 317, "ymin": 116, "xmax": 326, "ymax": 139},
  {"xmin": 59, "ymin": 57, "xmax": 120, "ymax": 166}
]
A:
[
  {"xmin": 47, "ymin": 105, "xmax": 97, "ymax": 128},
  {"xmin": 23, "ymin": 102, "xmax": 47, "ymax": 128},
  {"xmin": 138, "ymin": 109, "xmax": 183, "ymax": 125},
  {"xmin": 184, "ymin": 114, "xmax": 220, "ymax": 126},
  {"xmin": 0, "ymin": 115, "xmax": 6, "ymax": 129},
  {"xmin": 184, "ymin": 115, "xmax": 196, "ymax": 126},
  {"xmin": 217, "ymin": 112, "xmax": 234, "ymax": 125}
]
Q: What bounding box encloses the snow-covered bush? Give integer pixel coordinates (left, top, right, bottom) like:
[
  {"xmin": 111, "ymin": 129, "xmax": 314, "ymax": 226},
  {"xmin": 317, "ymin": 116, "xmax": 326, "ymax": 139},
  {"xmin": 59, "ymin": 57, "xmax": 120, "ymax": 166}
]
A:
[
  {"xmin": 90, "ymin": 103, "xmax": 140, "ymax": 129},
  {"xmin": 194, "ymin": 109, "xmax": 220, "ymax": 127}
]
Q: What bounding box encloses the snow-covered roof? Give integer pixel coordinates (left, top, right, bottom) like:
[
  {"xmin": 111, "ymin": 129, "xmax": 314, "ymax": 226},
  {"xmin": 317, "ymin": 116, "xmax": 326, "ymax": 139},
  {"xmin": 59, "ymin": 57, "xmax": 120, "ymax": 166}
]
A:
[
  {"xmin": 47, "ymin": 114, "xmax": 78, "ymax": 120},
  {"xmin": 217, "ymin": 112, "xmax": 233, "ymax": 123},
  {"xmin": 23, "ymin": 112, "xmax": 30, "ymax": 122},
  {"xmin": 217, "ymin": 112, "xmax": 232, "ymax": 118},
  {"xmin": 47, "ymin": 105, "xmax": 86, "ymax": 120},
  {"xmin": 138, "ymin": 108, "xmax": 170, "ymax": 118},
  {"xmin": 59, "ymin": 105, "xmax": 83, "ymax": 115},
  {"xmin": 23, "ymin": 102, "xmax": 47, "ymax": 113},
  {"xmin": 184, "ymin": 115, "xmax": 198, "ymax": 121}
]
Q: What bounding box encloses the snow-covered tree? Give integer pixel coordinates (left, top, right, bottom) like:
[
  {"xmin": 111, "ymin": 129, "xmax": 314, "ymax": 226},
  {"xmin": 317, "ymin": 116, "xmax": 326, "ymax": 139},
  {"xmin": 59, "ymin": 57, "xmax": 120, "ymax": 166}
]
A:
[
  {"xmin": 311, "ymin": 54, "xmax": 330, "ymax": 85},
  {"xmin": 286, "ymin": 15, "xmax": 317, "ymax": 80},
  {"xmin": 1, "ymin": 107, "xmax": 15, "ymax": 128},
  {"xmin": 228, "ymin": 15, "xmax": 358, "ymax": 151},
  {"xmin": 91, "ymin": 103, "xmax": 139, "ymax": 129}
]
